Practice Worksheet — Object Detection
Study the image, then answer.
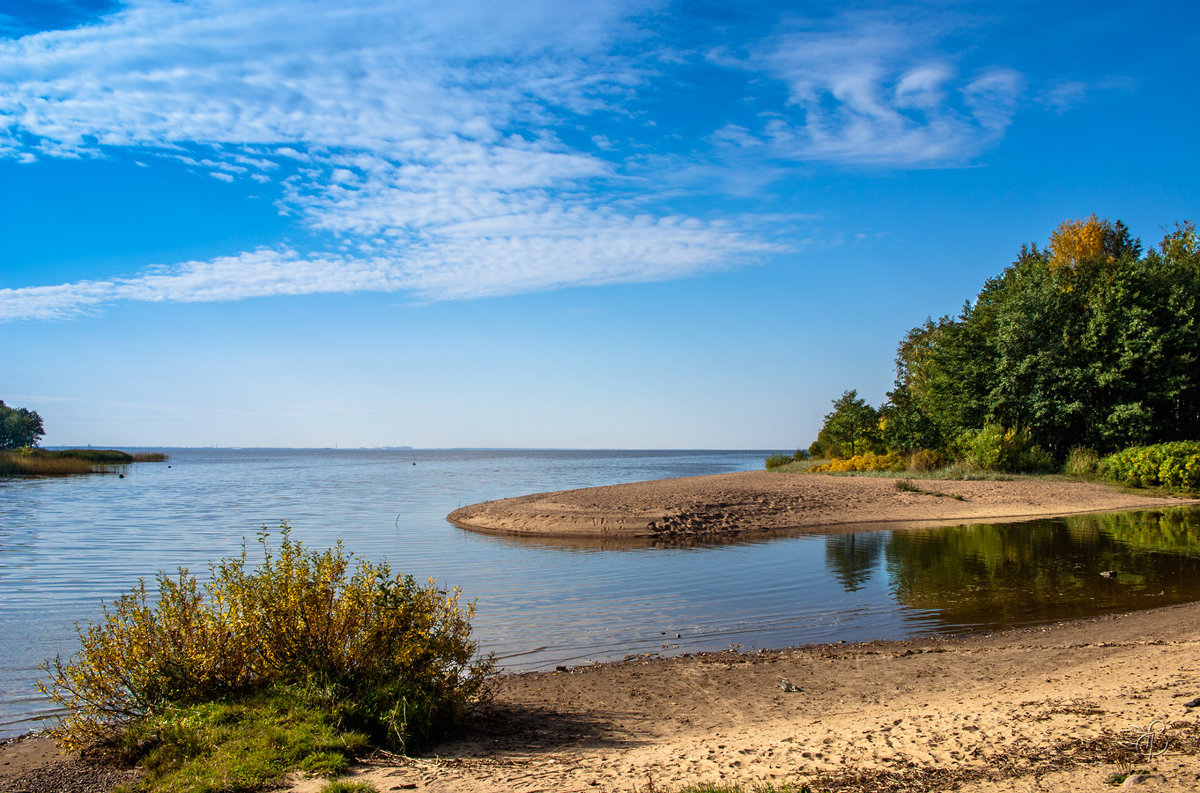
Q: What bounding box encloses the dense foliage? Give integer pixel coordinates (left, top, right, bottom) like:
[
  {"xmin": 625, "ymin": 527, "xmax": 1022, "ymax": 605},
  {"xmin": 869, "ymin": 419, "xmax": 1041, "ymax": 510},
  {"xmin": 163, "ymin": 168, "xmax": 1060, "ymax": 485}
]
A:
[
  {"xmin": 0, "ymin": 399, "xmax": 44, "ymax": 449},
  {"xmin": 810, "ymin": 451, "xmax": 905, "ymax": 473},
  {"xmin": 807, "ymin": 217, "xmax": 1200, "ymax": 472},
  {"xmin": 809, "ymin": 390, "xmax": 882, "ymax": 459},
  {"xmin": 40, "ymin": 528, "xmax": 495, "ymax": 757},
  {"xmin": 1098, "ymin": 441, "xmax": 1200, "ymax": 491}
]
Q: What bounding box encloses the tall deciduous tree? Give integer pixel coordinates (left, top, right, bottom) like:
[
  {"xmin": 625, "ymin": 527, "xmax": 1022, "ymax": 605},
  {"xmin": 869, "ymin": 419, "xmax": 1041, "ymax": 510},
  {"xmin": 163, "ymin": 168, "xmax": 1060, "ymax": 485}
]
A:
[
  {"xmin": 814, "ymin": 390, "xmax": 881, "ymax": 457},
  {"xmin": 0, "ymin": 401, "xmax": 45, "ymax": 449},
  {"xmin": 883, "ymin": 216, "xmax": 1200, "ymax": 458}
]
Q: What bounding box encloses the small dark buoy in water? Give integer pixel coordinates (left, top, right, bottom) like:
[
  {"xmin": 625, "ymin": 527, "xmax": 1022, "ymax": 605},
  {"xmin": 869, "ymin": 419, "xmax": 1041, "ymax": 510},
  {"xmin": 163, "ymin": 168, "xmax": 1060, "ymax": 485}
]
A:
[
  {"xmin": 119, "ymin": 474, "xmax": 125, "ymax": 478},
  {"xmin": 412, "ymin": 462, "xmax": 416, "ymax": 465}
]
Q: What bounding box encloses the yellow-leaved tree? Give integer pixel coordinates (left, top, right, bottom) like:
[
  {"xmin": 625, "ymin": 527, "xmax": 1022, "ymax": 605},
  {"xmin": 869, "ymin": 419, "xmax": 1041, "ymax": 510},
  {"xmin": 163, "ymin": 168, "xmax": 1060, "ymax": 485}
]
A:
[{"xmin": 1047, "ymin": 214, "xmax": 1128, "ymax": 269}]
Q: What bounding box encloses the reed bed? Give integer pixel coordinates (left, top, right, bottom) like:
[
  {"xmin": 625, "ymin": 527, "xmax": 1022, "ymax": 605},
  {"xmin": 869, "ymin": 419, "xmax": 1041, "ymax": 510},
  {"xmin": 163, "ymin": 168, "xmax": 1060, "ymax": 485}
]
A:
[{"xmin": 0, "ymin": 448, "xmax": 167, "ymax": 476}]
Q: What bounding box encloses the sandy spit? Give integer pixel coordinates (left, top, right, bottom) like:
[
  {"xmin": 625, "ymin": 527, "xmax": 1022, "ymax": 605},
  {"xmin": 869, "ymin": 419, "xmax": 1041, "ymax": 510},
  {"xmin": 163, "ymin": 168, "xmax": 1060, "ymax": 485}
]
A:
[{"xmin": 448, "ymin": 471, "xmax": 1199, "ymax": 539}]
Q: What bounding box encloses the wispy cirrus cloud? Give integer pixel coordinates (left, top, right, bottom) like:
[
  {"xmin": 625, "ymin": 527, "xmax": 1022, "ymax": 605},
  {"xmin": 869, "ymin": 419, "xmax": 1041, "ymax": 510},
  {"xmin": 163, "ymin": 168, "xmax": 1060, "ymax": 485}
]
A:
[
  {"xmin": 1, "ymin": 217, "xmax": 775, "ymax": 321},
  {"xmin": 719, "ymin": 13, "xmax": 1026, "ymax": 166},
  {"xmin": 0, "ymin": 1, "xmax": 1050, "ymax": 321}
]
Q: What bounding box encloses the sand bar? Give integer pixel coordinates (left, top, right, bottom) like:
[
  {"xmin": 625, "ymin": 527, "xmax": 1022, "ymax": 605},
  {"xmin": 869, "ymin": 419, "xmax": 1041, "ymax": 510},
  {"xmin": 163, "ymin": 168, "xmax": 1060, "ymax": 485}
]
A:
[{"xmin": 448, "ymin": 470, "xmax": 1199, "ymax": 539}]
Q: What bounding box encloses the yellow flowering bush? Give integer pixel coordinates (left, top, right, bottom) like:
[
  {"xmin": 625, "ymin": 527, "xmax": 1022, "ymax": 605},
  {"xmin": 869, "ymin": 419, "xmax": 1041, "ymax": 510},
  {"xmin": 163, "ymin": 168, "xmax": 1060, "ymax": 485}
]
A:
[
  {"xmin": 40, "ymin": 526, "xmax": 494, "ymax": 753},
  {"xmin": 1099, "ymin": 442, "xmax": 1200, "ymax": 491},
  {"xmin": 811, "ymin": 451, "xmax": 907, "ymax": 473}
]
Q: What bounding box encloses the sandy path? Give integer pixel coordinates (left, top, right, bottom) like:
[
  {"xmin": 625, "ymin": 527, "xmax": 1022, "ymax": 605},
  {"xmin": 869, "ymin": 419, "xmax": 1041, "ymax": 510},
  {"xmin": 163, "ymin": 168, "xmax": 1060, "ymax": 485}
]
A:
[
  {"xmin": 449, "ymin": 471, "xmax": 1198, "ymax": 539},
  {"xmin": 286, "ymin": 603, "xmax": 1200, "ymax": 793}
]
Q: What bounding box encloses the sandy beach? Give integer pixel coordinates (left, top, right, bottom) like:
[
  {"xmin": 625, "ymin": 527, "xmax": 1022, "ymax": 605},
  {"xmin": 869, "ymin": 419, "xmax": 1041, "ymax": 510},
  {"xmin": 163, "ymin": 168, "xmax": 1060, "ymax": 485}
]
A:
[
  {"xmin": 449, "ymin": 471, "xmax": 1198, "ymax": 539},
  {"xmin": 282, "ymin": 601, "xmax": 1200, "ymax": 793},
  {"xmin": 8, "ymin": 603, "xmax": 1200, "ymax": 793}
]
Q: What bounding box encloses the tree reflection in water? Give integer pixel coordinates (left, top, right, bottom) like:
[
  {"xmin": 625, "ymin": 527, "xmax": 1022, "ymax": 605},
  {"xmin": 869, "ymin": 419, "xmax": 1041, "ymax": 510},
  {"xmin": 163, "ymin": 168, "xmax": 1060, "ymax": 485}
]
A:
[
  {"xmin": 824, "ymin": 532, "xmax": 885, "ymax": 592},
  {"xmin": 823, "ymin": 508, "xmax": 1200, "ymax": 630}
]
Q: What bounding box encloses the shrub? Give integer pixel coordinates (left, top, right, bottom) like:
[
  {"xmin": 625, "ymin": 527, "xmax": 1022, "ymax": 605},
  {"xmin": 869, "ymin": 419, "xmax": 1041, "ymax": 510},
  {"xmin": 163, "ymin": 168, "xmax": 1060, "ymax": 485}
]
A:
[
  {"xmin": 792, "ymin": 449, "xmax": 810, "ymax": 462},
  {"xmin": 1099, "ymin": 442, "xmax": 1200, "ymax": 491},
  {"xmin": 810, "ymin": 451, "xmax": 906, "ymax": 473},
  {"xmin": 906, "ymin": 449, "xmax": 946, "ymax": 472},
  {"xmin": 956, "ymin": 424, "xmax": 1053, "ymax": 473},
  {"xmin": 765, "ymin": 454, "xmax": 792, "ymax": 470},
  {"xmin": 1063, "ymin": 446, "xmax": 1100, "ymax": 477},
  {"xmin": 40, "ymin": 527, "xmax": 495, "ymax": 754}
]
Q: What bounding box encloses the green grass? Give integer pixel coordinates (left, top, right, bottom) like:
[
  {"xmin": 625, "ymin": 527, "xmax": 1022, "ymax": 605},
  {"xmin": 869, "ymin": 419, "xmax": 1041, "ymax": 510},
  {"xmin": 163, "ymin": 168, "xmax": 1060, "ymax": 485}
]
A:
[
  {"xmin": 768, "ymin": 458, "xmax": 829, "ymax": 474},
  {"xmin": 113, "ymin": 684, "xmax": 370, "ymax": 793},
  {"xmin": 0, "ymin": 448, "xmax": 168, "ymax": 476}
]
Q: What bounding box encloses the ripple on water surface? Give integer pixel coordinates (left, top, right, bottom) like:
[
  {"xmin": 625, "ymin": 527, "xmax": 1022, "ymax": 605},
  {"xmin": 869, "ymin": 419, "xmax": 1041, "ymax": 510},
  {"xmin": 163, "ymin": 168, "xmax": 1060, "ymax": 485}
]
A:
[{"xmin": 3, "ymin": 448, "xmax": 1200, "ymax": 737}]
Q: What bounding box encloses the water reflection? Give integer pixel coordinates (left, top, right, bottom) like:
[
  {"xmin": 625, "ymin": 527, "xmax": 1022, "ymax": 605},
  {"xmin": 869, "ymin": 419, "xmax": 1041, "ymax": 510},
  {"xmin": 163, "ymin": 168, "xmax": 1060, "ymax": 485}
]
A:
[
  {"xmin": 3, "ymin": 445, "xmax": 1200, "ymax": 739},
  {"xmin": 876, "ymin": 508, "xmax": 1200, "ymax": 629},
  {"xmin": 825, "ymin": 533, "xmax": 885, "ymax": 592}
]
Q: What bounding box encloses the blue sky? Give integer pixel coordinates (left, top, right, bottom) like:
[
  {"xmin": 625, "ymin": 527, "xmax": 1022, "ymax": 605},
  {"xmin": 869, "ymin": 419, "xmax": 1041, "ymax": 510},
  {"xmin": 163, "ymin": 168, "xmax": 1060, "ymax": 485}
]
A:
[{"xmin": 1, "ymin": 0, "xmax": 1198, "ymax": 448}]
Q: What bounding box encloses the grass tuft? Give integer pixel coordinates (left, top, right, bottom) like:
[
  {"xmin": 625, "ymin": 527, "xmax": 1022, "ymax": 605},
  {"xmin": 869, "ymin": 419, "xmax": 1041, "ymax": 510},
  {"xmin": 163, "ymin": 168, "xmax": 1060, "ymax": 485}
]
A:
[
  {"xmin": 319, "ymin": 781, "xmax": 380, "ymax": 793},
  {"xmin": 895, "ymin": 479, "xmax": 966, "ymax": 500}
]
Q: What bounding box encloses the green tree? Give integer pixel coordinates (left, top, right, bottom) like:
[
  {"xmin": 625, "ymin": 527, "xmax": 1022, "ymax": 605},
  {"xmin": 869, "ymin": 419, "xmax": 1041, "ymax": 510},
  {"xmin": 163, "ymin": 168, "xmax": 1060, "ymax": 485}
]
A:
[
  {"xmin": 884, "ymin": 216, "xmax": 1200, "ymax": 459},
  {"xmin": 0, "ymin": 400, "xmax": 45, "ymax": 449},
  {"xmin": 815, "ymin": 390, "xmax": 881, "ymax": 457}
]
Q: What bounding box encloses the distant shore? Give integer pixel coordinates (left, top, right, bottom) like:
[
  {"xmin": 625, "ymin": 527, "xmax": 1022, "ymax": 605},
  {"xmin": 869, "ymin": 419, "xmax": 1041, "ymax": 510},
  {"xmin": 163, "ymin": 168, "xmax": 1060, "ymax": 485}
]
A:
[{"xmin": 448, "ymin": 470, "xmax": 1200, "ymax": 538}]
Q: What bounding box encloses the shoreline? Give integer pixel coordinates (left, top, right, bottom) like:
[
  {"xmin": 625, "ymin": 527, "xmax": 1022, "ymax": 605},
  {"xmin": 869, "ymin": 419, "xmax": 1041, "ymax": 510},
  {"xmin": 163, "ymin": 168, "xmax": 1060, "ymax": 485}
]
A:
[
  {"xmin": 8, "ymin": 602, "xmax": 1200, "ymax": 792},
  {"xmin": 449, "ymin": 470, "xmax": 1200, "ymax": 539},
  {"xmin": 291, "ymin": 600, "xmax": 1200, "ymax": 792}
]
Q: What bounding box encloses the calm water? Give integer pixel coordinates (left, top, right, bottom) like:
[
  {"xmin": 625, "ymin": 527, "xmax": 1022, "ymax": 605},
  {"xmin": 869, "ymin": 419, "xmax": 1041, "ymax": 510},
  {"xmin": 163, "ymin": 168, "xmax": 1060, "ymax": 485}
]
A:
[{"xmin": 3, "ymin": 448, "xmax": 1200, "ymax": 737}]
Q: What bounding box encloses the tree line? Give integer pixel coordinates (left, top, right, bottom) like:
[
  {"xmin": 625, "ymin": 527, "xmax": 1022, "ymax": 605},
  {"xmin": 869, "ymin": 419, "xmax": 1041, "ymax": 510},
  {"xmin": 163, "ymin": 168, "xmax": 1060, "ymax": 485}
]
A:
[{"xmin": 811, "ymin": 216, "xmax": 1200, "ymax": 468}]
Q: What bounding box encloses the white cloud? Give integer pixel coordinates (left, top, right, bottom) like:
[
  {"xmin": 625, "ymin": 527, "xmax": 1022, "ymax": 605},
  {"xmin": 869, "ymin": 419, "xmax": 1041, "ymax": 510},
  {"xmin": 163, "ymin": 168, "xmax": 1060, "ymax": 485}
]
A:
[
  {"xmin": 739, "ymin": 15, "xmax": 1025, "ymax": 166},
  {"xmin": 0, "ymin": 1, "xmax": 1041, "ymax": 321},
  {"xmin": 0, "ymin": 213, "xmax": 775, "ymax": 320}
]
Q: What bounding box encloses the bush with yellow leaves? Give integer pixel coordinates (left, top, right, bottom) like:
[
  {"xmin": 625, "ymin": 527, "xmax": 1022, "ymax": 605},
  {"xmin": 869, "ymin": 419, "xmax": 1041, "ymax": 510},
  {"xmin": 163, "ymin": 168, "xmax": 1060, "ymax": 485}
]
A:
[
  {"xmin": 40, "ymin": 526, "xmax": 494, "ymax": 753},
  {"xmin": 810, "ymin": 451, "xmax": 907, "ymax": 473}
]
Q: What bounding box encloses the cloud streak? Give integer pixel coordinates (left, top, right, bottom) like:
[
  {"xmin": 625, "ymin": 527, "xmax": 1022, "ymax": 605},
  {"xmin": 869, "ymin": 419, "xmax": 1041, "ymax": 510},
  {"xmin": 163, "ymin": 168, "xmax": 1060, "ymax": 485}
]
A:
[
  {"xmin": 0, "ymin": 0, "xmax": 1045, "ymax": 320},
  {"xmin": 736, "ymin": 14, "xmax": 1026, "ymax": 166}
]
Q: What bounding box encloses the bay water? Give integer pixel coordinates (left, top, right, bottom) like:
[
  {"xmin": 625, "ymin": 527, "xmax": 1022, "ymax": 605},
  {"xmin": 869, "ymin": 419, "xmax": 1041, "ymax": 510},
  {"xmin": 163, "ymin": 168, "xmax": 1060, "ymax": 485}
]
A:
[{"xmin": 3, "ymin": 448, "xmax": 1200, "ymax": 737}]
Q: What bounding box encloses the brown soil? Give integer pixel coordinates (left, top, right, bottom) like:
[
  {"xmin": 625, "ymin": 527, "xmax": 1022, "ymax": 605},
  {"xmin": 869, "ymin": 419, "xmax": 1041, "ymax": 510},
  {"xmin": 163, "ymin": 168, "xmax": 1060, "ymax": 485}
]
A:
[
  {"xmin": 448, "ymin": 471, "xmax": 1197, "ymax": 539},
  {"xmin": 0, "ymin": 734, "xmax": 139, "ymax": 793}
]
